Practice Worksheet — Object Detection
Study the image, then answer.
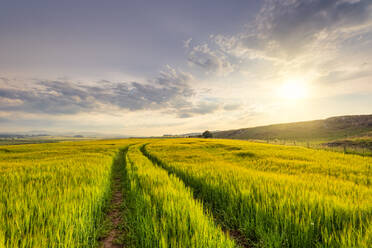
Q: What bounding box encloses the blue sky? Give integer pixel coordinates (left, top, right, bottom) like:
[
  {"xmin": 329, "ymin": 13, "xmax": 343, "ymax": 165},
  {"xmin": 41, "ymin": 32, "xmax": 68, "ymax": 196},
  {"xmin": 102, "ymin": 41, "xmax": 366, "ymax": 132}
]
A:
[{"xmin": 1, "ymin": 0, "xmax": 372, "ymax": 135}]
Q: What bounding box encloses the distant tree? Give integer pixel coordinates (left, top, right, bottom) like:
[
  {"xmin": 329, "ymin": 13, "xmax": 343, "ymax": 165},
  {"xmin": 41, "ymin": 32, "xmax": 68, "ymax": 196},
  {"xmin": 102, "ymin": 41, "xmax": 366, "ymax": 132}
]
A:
[{"xmin": 202, "ymin": 130, "xmax": 213, "ymax": 138}]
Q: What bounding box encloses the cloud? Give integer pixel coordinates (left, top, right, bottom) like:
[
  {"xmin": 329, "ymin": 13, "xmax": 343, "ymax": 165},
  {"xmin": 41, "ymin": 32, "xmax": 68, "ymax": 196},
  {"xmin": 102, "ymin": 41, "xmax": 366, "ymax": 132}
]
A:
[
  {"xmin": 318, "ymin": 68, "xmax": 372, "ymax": 84},
  {"xmin": 181, "ymin": 0, "xmax": 372, "ymax": 86},
  {"xmin": 175, "ymin": 101, "xmax": 220, "ymax": 118},
  {"xmin": 0, "ymin": 117, "xmax": 11, "ymax": 123},
  {"xmin": 209, "ymin": 0, "xmax": 372, "ymax": 60},
  {"xmin": 254, "ymin": 0, "xmax": 372, "ymax": 55},
  {"xmin": 152, "ymin": 65, "xmax": 193, "ymax": 89},
  {"xmin": 0, "ymin": 66, "xmax": 230, "ymax": 120},
  {"xmin": 0, "ymin": 66, "xmax": 197, "ymax": 115},
  {"xmin": 187, "ymin": 43, "xmax": 234, "ymax": 75},
  {"xmin": 223, "ymin": 103, "xmax": 241, "ymax": 111},
  {"xmin": 183, "ymin": 38, "xmax": 192, "ymax": 48},
  {"xmin": 196, "ymin": 0, "xmax": 372, "ymax": 91}
]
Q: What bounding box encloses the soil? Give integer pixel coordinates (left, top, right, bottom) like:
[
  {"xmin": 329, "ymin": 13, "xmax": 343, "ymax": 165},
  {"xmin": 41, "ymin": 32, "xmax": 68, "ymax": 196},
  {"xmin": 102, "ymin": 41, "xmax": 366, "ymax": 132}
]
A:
[{"xmin": 100, "ymin": 175, "xmax": 124, "ymax": 248}]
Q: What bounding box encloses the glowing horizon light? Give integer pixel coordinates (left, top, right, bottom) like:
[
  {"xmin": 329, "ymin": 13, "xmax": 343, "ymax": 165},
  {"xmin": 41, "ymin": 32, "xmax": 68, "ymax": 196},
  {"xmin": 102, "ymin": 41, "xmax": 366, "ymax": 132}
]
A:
[{"xmin": 277, "ymin": 78, "xmax": 308, "ymax": 100}]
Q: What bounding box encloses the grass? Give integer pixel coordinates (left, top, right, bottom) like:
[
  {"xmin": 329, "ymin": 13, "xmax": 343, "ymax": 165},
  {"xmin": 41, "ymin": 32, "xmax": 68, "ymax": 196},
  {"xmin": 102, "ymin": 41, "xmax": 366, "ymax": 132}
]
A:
[
  {"xmin": 213, "ymin": 114, "xmax": 372, "ymax": 141},
  {"xmin": 124, "ymin": 144, "xmax": 235, "ymax": 247},
  {"xmin": 145, "ymin": 138, "xmax": 372, "ymax": 247},
  {"xmin": 0, "ymin": 136, "xmax": 93, "ymax": 146},
  {"xmin": 1, "ymin": 138, "xmax": 371, "ymax": 247},
  {"xmin": 322, "ymin": 137, "xmax": 372, "ymax": 156},
  {"xmin": 0, "ymin": 139, "xmax": 134, "ymax": 247}
]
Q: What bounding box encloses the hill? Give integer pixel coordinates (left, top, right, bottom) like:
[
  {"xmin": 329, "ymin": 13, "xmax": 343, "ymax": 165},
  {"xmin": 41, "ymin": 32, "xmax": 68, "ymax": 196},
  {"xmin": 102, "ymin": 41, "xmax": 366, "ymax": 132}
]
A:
[{"xmin": 213, "ymin": 114, "xmax": 372, "ymax": 141}]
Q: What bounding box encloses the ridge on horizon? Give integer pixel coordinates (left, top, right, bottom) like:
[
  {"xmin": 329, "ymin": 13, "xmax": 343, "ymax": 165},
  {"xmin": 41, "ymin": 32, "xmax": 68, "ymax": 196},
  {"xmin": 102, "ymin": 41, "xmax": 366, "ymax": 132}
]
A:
[{"xmin": 212, "ymin": 114, "xmax": 372, "ymax": 141}]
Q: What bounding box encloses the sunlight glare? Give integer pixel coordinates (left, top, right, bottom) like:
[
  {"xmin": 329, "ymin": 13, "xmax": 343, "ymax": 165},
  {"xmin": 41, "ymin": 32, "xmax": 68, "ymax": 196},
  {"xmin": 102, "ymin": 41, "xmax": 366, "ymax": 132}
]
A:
[{"xmin": 278, "ymin": 79, "xmax": 308, "ymax": 100}]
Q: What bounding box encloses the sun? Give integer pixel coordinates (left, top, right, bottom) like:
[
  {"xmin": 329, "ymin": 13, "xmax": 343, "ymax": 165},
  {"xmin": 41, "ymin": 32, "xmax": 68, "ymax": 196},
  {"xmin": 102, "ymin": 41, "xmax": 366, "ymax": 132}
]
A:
[{"xmin": 277, "ymin": 79, "xmax": 308, "ymax": 100}]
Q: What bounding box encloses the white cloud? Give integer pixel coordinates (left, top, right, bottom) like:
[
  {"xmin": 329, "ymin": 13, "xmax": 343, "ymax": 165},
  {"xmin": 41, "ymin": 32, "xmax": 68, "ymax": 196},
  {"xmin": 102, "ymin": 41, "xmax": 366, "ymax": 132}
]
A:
[{"xmin": 187, "ymin": 43, "xmax": 234, "ymax": 76}]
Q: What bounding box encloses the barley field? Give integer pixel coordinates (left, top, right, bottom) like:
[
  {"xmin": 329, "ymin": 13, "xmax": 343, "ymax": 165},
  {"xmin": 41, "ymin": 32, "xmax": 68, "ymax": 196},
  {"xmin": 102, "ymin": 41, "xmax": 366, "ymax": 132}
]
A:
[
  {"xmin": 0, "ymin": 139, "xmax": 133, "ymax": 247},
  {"xmin": 0, "ymin": 138, "xmax": 371, "ymax": 247}
]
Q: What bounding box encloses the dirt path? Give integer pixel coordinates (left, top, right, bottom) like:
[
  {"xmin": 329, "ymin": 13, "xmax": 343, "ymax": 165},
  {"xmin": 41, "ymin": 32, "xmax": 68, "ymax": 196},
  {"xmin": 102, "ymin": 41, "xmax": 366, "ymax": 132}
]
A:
[
  {"xmin": 100, "ymin": 150, "xmax": 128, "ymax": 248},
  {"xmin": 101, "ymin": 175, "xmax": 123, "ymax": 248},
  {"xmin": 228, "ymin": 229, "xmax": 252, "ymax": 248}
]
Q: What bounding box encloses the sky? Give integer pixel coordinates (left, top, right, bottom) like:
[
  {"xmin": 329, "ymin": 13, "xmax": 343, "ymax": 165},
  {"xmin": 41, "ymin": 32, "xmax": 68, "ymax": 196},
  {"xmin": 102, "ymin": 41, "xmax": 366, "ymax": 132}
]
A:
[{"xmin": 1, "ymin": 0, "xmax": 372, "ymax": 136}]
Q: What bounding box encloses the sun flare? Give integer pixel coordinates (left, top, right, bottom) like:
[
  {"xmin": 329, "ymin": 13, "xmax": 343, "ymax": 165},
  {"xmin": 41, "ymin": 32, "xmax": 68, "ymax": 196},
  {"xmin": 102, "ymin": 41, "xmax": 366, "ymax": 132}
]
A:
[{"xmin": 278, "ymin": 79, "xmax": 308, "ymax": 100}]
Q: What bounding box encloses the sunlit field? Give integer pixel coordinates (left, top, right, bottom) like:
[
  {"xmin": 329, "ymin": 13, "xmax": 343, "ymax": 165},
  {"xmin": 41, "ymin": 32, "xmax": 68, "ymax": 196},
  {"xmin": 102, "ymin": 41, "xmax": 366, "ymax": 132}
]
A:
[
  {"xmin": 0, "ymin": 139, "xmax": 134, "ymax": 247},
  {"xmin": 1, "ymin": 138, "xmax": 371, "ymax": 247},
  {"xmin": 145, "ymin": 139, "xmax": 372, "ymax": 247}
]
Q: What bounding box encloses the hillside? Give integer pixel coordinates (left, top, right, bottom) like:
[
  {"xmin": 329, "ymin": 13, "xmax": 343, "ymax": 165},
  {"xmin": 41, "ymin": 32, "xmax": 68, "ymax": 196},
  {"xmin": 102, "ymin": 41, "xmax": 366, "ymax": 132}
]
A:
[{"xmin": 213, "ymin": 114, "xmax": 372, "ymax": 141}]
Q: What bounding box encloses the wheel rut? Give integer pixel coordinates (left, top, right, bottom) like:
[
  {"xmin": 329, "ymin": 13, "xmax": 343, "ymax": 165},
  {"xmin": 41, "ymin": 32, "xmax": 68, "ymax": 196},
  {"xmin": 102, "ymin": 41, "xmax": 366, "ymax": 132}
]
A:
[
  {"xmin": 101, "ymin": 177, "xmax": 123, "ymax": 248},
  {"xmin": 100, "ymin": 149, "xmax": 128, "ymax": 248},
  {"xmin": 139, "ymin": 144, "xmax": 252, "ymax": 248}
]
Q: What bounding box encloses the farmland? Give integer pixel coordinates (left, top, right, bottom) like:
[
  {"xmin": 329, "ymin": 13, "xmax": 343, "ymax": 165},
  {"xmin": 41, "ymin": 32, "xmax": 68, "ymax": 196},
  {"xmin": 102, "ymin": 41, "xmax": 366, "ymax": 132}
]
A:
[
  {"xmin": 0, "ymin": 139, "xmax": 134, "ymax": 247},
  {"xmin": 0, "ymin": 138, "xmax": 371, "ymax": 247}
]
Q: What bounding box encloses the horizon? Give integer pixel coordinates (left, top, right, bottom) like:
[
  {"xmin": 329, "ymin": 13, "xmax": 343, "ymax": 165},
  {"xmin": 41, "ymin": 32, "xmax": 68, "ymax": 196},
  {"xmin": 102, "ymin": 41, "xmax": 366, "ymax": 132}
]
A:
[
  {"xmin": 2, "ymin": 113, "xmax": 372, "ymax": 137},
  {"xmin": 1, "ymin": 0, "xmax": 372, "ymax": 136}
]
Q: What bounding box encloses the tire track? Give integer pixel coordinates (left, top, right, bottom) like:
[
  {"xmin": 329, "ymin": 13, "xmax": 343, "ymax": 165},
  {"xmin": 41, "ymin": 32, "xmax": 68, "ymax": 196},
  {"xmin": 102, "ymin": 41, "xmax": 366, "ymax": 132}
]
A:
[
  {"xmin": 140, "ymin": 144, "xmax": 252, "ymax": 248},
  {"xmin": 100, "ymin": 148, "xmax": 129, "ymax": 248}
]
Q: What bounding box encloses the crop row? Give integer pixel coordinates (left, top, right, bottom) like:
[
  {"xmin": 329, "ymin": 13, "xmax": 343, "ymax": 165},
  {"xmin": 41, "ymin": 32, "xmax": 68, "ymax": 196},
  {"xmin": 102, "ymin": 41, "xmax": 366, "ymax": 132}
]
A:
[
  {"xmin": 1, "ymin": 138, "xmax": 371, "ymax": 247},
  {"xmin": 0, "ymin": 140, "xmax": 133, "ymax": 247},
  {"xmin": 143, "ymin": 139, "xmax": 372, "ymax": 247},
  {"xmin": 124, "ymin": 144, "xmax": 236, "ymax": 247}
]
